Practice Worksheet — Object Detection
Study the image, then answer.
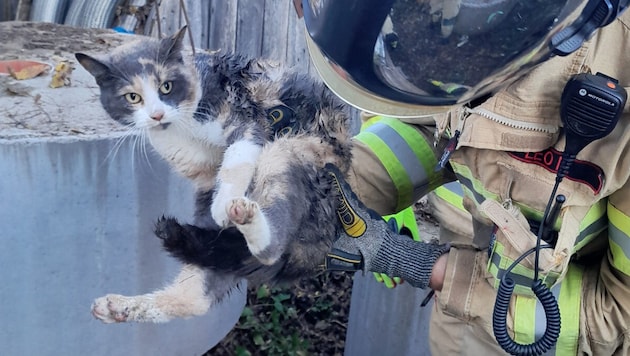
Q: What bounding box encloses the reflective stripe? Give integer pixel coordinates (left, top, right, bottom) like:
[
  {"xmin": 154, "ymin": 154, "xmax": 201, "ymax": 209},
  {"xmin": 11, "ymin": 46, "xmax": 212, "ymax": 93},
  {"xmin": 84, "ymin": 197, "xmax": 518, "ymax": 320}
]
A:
[
  {"xmin": 433, "ymin": 181, "xmax": 466, "ymax": 212},
  {"xmin": 488, "ymin": 241, "xmax": 560, "ymax": 296},
  {"xmin": 608, "ymin": 201, "xmax": 630, "ymax": 275},
  {"xmin": 365, "ymin": 122, "xmax": 430, "ymax": 192},
  {"xmin": 452, "ymin": 161, "xmax": 608, "ymax": 254},
  {"xmin": 356, "ymin": 117, "xmax": 438, "ymax": 211},
  {"xmin": 514, "ymin": 294, "xmax": 536, "ymax": 345},
  {"xmin": 450, "ymin": 161, "xmax": 573, "ymax": 223},
  {"xmin": 535, "ymin": 282, "xmax": 562, "ymax": 355},
  {"xmin": 511, "ymin": 264, "xmax": 582, "ymax": 356},
  {"xmin": 356, "ymin": 130, "xmax": 412, "ymax": 209},
  {"xmin": 449, "ymin": 162, "xmax": 496, "ymax": 205},
  {"xmin": 572, "ymin": 202, "xmax": 607, "ymax": 252},
  {"xmin": 553, "ymin": 264, "xmax": 582, "ymax": 356}
]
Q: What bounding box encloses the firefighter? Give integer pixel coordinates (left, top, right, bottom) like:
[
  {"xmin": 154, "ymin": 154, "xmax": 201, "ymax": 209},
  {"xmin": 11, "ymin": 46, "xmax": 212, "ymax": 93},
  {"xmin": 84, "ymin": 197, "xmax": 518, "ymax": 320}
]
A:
[{"xmin": 301, "ymin": 1, "xmax": 630, "ymax": 354}]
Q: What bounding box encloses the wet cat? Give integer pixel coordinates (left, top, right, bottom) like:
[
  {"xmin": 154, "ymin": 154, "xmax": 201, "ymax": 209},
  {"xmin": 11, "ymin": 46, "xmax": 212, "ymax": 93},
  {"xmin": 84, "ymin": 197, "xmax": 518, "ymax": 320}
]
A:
[{"xmin": 76, "ymin": 27, "xmax": 353, "ymax": 323}]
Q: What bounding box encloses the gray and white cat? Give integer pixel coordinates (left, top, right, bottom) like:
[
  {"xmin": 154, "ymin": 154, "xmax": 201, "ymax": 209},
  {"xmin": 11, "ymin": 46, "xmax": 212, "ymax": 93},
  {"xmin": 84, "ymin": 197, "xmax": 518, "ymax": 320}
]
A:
[{"xmin": 76, "ymin": 27, "xmax": 353, "ymax": 323}]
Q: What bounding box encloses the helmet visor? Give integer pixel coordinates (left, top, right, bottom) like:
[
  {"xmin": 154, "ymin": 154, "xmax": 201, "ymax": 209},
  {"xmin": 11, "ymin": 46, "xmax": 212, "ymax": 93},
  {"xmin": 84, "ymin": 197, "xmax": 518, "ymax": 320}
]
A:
[{"xmin": 304, "ymin": 0, "xmax": 583, "ymax": 107}]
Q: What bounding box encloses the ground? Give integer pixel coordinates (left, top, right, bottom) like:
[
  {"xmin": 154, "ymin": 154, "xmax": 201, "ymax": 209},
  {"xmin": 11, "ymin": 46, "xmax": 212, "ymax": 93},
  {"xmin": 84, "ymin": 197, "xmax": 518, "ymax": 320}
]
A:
[
  {"xmin": 208, "ymin": 201, "xmax": 437, "ymax": 356},
  {"xmin": 0, "ymin": 22, "xmax": 134, "ymax": 142},
  {"xmin": 209, "ymin": 271, "xmax": 353, "ymax": 356}
]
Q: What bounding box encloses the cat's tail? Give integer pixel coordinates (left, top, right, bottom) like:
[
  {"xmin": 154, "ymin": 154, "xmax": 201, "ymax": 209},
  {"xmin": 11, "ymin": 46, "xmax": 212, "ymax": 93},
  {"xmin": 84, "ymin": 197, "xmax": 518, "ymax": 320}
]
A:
[
  {"xmin": 155, "ymin": 216, "xmax": 298, "ymax": 285},
  {"xmin": 154, "ymin": 216, "xmax": 254, "ymax": 273}
]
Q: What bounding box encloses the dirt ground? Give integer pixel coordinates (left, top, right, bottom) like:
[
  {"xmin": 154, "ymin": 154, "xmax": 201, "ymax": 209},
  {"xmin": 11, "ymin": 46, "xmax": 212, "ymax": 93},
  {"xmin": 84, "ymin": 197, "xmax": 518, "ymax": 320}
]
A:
[
  {"xmin": 208, "ymin": 201, "xmax": 438, "ymax": 356},
  {"xmin": 0, "ymin": 22, "xmax": 132, "ymax": 142}
]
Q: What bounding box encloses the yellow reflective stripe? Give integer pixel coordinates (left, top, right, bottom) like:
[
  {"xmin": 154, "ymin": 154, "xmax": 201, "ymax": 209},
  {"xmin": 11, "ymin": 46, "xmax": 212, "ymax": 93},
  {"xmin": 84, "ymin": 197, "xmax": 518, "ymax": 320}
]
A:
[
  {"xmin": 450, "ymin": 161, "xmax": 551, "ymax": 223},
  {"xmin": 513, "ymin": 295, "xmax": 536, "ymax": 344},
  {"xmin": 554, "ymin": 264, "xmax": 583, "ymax": 356},
  {"xmin": 449, "ymin": 161, "xmax": 499, "ymax": 202},
  {"xmin": 511, "ymin": 264, "xmax": 582, "ymax": 355},
  {"xmin": 489, "ymin": 241, "xmax": 560, "ymax": 296},
  {"xmin": 356, "ymin": 131, "xmax": 412, "ymax": 209},
  {"xmin": 433, "ymin": 182, "xmax": 466, "ymax": 212},
  {"xmin": 356, "ymin": 116, "xmax": 439, "ymax": 211},
  {"xmin": 360, "ymin": 115, "xmax": 382, "ymax": 131},
  {"xmin": 379, "ymin": 117, "xmax": 438, "ymax": 182},
  {"xmin": 572, "ymin": 200, "xmax": 607, "ymax": 252},
  {"xmin": 608, "ymin": 201, "xmax": 630, "ymax": 275},
  {"xmin": 452, "ymin": 161, "xmax": 607, "ymax": 254}
]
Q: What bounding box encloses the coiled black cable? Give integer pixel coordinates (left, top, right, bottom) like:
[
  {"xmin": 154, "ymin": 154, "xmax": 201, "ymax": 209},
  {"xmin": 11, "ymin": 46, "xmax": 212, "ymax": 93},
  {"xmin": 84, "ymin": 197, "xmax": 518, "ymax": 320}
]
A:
[
  {"xmin": 492, "ymin": 71, "xmax": 626, "ymax": 355},
  {"xmin": 493, "ymin": 277, "xmax": 561, "ymax": 356},
  {"xmin": 492, "ymin": 180, "xmax": 561, "ymax": 356}
]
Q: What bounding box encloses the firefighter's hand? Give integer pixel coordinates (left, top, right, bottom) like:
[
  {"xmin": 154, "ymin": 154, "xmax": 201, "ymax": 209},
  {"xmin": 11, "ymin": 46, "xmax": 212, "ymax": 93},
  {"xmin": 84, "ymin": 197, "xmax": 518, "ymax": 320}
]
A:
[
  {"xmin": 324, "ymin": 164, "xmax": 450, "ymax": 289},
  {"xmin": 324, "ymin": 164, "xmax": 394, "ymax": 273},
  {"xmin": 372, "ymin": 217, "xmax": 419, "ymax": 288}
]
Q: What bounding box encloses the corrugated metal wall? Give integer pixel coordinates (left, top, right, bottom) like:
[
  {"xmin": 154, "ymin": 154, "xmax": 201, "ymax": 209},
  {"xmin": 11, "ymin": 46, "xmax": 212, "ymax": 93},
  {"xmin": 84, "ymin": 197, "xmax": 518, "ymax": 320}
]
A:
[{"xmin": 3, "ymin": 0, "xmax": 315, "ymax": 75}]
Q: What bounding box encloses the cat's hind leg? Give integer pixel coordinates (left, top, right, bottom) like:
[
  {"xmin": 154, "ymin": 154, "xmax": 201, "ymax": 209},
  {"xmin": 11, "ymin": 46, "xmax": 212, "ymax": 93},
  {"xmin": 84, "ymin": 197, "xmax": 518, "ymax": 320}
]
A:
[
  {"xmin": 227, "ymin": 197, "xmax": 274, "ymax": 264},
  {"xmin": 91, "ymin": 264, "xmax": 235, "ymax": 323}
]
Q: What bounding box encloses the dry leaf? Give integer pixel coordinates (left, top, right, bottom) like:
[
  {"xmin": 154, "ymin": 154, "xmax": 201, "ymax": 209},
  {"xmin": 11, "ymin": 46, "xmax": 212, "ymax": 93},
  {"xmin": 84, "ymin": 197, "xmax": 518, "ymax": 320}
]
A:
[
  {"xmin": 0, "ymin": 60, "xmax": 51, "ymax": 80},
  {"xmin": 50, "ymin": 61, "xmax": 74, "ymax": 88}
]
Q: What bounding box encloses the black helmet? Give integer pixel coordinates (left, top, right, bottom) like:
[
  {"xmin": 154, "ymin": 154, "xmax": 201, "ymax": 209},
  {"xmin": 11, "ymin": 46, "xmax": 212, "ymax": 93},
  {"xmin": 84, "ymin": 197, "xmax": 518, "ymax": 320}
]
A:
[{"xmin": 303, "ymin": 0, "xmax": 628, "ymax": 117}]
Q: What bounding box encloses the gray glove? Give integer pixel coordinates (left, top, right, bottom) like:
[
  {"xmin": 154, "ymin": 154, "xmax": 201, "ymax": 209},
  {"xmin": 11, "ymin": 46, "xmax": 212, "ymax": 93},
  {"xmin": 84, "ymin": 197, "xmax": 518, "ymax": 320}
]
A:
[{"xmin": 325, "ymin": 164, "xmax": 450, "ymax": 289}]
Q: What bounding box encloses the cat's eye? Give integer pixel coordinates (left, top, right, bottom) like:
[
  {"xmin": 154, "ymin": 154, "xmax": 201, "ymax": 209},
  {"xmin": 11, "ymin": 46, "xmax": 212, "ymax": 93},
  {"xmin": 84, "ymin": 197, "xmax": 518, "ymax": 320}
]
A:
[
  {"xmin": 159, "ymin": 81, "xmax": 173, "ymax": 95},
  {"xmin": 124, "ymin": 93, "xmax": 142, "ymax": 104}
]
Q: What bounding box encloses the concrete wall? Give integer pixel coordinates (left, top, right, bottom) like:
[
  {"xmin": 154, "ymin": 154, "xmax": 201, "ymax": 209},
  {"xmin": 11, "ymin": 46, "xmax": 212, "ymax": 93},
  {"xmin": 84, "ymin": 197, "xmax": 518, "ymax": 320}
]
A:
[
  {"xmin": 0, "ymin": 138, "xmax": 245, "ymax": 355},
  {"xmin": 345, "ymin": 274, "xmax": 434, "ymax": 356}
]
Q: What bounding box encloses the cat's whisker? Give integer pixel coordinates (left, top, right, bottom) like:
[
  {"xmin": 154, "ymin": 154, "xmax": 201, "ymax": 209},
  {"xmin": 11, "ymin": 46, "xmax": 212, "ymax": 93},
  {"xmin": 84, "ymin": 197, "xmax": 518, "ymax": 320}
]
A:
[
  {"xmin": 102, "ymin": 124, "xmax": 138, "ymax": 166},
  {"xmin": 140, "ymin": 130, "xmax": 156, "ymax": 174},
  {"xmin": 131, "ymin": 129, "xmax": 144, "ymax": 173}
]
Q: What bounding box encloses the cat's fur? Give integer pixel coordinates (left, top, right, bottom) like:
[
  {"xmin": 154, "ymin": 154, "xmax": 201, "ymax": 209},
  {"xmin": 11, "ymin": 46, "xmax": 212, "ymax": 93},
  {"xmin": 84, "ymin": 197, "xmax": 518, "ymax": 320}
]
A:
[{"xmin": 76, "ymin": 28, "xmax": 353, "ymax": 323}]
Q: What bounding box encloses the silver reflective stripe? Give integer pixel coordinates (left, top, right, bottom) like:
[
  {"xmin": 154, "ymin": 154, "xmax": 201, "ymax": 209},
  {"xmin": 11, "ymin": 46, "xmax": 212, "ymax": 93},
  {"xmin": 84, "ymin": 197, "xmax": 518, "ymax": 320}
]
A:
[
  {"xmin": 535, "ymin": 282, "xmax": 562, "ymax": 355},
  {"xmin": 443, "ymin": 180, "xmax": 464, "ymax": 196},
  {"xmin": 365, "ymin": 122, "xmax": 431, "ymax": 195},
  {"xmin": 609, "ymin": 224, "xmax": 630, "ymax": 258}
]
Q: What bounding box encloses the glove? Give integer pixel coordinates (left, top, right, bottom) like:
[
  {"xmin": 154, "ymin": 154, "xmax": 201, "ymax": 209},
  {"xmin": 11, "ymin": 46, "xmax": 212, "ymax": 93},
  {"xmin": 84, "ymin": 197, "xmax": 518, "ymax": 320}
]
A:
[
  {"xmin": 373, "ymin": 217, "xmax": 419, "ymax": 288},
  {"xmin": 324, "ymin": 164, "xmax": 450, "ymax": 289}
]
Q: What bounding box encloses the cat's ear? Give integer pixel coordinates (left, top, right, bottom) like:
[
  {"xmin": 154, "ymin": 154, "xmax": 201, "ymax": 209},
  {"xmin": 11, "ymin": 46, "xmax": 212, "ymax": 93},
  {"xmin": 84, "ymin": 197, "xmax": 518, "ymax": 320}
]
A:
[
  {"xmin": 75, "ymin": 53, "xmax": 112, "ymax": 82},
  {"xmin": 159, "ymin": 26, "xmax": 187, "ymax": 63}
]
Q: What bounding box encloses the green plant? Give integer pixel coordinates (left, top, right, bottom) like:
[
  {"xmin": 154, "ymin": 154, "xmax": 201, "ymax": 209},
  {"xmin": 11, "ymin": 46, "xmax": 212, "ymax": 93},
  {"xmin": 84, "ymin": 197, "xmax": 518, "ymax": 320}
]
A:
[
  {"xmin": 210, "ymin": 272, "xmax": 353, "ymax": 356},
  {"xmin": 235, "ymin": 284, "xmax": 310, "ymax": 355}
]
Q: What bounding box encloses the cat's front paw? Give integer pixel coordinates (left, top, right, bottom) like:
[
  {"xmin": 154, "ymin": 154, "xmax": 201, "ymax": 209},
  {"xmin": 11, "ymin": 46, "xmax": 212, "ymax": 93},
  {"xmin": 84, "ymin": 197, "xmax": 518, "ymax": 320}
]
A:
[
  {"xmin": 228, "ymin": 197, "xmax": 257, "ymax": 225},
  {"xmin": 91, "ymin": 294, "xmax": 132, "ymax": 323}
]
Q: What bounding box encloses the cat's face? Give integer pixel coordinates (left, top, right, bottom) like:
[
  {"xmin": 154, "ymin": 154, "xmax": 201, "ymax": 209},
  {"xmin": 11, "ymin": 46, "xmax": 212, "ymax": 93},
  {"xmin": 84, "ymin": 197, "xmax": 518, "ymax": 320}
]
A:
[{"xmin": 76, "ymin": 29, "xmax": 199, "ymax": 132}]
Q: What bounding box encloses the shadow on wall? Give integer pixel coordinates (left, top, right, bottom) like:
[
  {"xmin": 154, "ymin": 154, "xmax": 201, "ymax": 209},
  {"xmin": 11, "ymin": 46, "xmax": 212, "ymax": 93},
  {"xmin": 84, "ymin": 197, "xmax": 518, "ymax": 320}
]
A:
[{"xmin": 0, "ymin": 139, "xmax": 245, "ymax": 355}]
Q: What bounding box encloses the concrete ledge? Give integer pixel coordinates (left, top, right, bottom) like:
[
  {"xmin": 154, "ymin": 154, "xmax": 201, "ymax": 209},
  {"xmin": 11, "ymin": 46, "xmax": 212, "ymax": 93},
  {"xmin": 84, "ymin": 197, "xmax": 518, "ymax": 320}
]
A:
[{"xmin": 0, "ymin": 22, "xmax": 245, "ymax": 355}]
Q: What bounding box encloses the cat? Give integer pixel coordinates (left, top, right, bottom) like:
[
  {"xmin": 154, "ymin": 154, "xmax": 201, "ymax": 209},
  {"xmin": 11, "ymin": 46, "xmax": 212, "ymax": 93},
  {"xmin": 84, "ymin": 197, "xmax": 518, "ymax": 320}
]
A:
[{"xmin": 75, "ymin": 27, "xmax": 354, "ymax": 323}]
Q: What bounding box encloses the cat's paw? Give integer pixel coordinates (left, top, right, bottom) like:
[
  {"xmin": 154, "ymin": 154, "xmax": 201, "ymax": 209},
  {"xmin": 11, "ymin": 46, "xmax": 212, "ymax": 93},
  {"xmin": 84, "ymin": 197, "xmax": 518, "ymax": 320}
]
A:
[
  {"xmin": 154, "ymin": 215, "xmax": 186, "ymax": 247},
  {"xmin": 228, "ymin": 197, "xmax": 257, "ymax": 225},
  {"xmin": 91, "ymin": 294, "xmax": 132, "ymax": 323}
]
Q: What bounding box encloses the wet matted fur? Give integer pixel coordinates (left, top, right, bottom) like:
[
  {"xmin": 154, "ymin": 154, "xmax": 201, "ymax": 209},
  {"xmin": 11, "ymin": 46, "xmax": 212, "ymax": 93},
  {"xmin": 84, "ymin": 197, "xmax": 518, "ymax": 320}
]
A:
[{"xmin": 76, "ymin": 28, "xmax": 353, "ymax": 323}]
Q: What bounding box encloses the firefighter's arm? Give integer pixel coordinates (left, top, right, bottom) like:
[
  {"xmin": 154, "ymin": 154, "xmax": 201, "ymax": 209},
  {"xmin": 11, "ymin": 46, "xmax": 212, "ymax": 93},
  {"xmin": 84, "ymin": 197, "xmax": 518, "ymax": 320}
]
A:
[
  {"xmin": 579, "ymin": 183, "xmax": 630, "ymax": 355},
  {"xmin": 345, "ymin": 116, "xmax": 455, "ymax": 217},
  {"xmin": 343, "ymin": 116, "xmax": 454, "ymax": 287}
]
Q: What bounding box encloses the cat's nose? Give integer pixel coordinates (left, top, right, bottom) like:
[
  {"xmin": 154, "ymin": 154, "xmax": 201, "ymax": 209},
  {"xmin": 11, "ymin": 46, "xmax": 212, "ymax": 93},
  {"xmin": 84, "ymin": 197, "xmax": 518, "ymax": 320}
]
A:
[{"xmin": 151, "ymin": 111, "xmax": 165, "ymax": 121}]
